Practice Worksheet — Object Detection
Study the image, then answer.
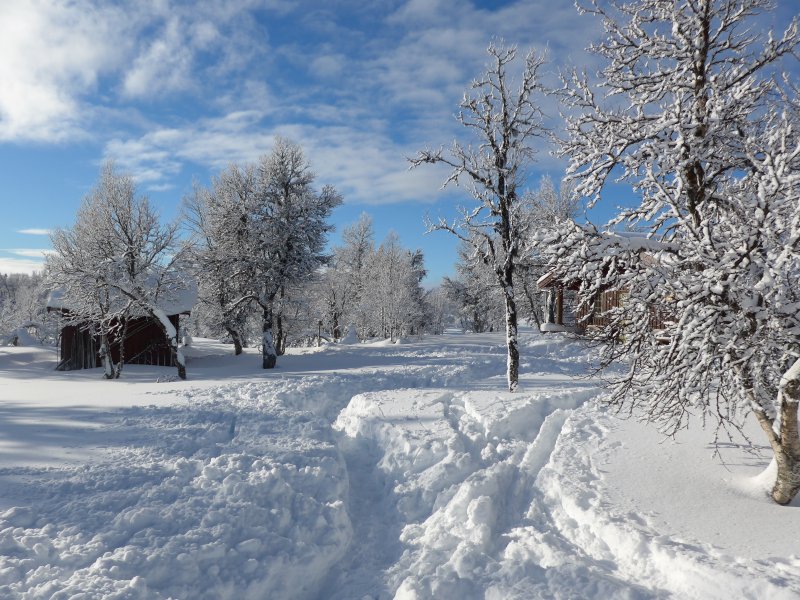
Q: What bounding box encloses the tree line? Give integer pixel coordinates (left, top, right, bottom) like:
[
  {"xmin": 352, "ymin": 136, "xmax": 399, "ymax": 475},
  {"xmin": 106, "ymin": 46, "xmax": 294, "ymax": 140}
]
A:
[{"xmin": 28, "ymin": 138, "xmax": 439, "ymax": 380}]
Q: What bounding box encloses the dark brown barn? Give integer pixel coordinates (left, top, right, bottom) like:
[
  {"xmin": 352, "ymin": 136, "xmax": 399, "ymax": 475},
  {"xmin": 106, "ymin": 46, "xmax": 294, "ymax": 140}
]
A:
[{"xmin": 47, "ymin": 290, "xmax": 194, "ymax": 371}]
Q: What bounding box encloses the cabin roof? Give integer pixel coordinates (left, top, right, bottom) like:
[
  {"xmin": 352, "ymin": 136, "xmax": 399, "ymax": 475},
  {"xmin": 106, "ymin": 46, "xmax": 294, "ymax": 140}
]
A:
[{"xmin": 46, "ymin": 280, "xmax": 197, "ymax": 316}]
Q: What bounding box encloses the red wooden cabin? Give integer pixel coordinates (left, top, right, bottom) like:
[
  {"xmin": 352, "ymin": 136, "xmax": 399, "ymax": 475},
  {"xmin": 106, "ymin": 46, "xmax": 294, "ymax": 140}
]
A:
[{"xmin": 46, "ymin": 290, "xmax": 194, "ymax": 371}]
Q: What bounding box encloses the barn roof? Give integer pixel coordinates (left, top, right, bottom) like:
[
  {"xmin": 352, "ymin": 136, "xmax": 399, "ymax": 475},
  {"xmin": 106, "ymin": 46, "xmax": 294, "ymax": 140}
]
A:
[{"xmin": 46, "ymin": 280, "xmax": 197, "ymax": 316}]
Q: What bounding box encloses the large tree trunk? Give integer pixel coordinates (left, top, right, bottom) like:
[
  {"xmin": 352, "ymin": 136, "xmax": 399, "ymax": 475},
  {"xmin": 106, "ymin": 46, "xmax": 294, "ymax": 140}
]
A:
[
  {"xmin": 754, "ymin": 368, "xmax": 800, "ymax": 505},
  {"xmin": 772, "ymin": 384, "xmax": 800, "ymax": 505},
  {"xmin": 225, "ymin": 325, "xmax": 243, "ymax": 355},
  {"xmin": 499, "ymin": 267, "xmax": 520, "ymax": 393},
  {"xmin": 152, "ymin": 310, "xmax": 186, "ymax": 380},
  {"xmin": 262, "ymin": 305, "xmax": 277, "ymax": 369}
]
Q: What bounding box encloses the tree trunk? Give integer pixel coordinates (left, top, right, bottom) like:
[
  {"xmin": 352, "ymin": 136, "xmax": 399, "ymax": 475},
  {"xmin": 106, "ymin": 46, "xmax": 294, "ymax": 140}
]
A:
[
  {"xmin": 167, "ymin": 331, "xmax": 186, "ymax": 380},
  {"xmin": 772, "ymin": 384, "xmax": 800, "ymax": 505},
  {"xmin": 274, "ymin": 286, "xmax": 286, "ymax": 356},
  {"xmin": 753, "ymin": 372, "xmax": 800, "ymax": 505},
  {"xmin": 275, "ymin": 312, "xmax": 286, "ymax": 356},
  {"xmin": 500, "ymin": 269, "xmax": 520, "ymax": 392},
  {"xmin": 173, "ymin": 344, "xmax": 186, "ymax": 380},
  {"xmin": 151, "ymin": 312, "xmax": 186, "ymax": 380},
  {"xmin": 225, "ymin": 325, "xmax": 243, "ymax": 355},
  {"xmin": 99, "ymin": 333, "xmax": 114, "ymax": 379},
  {"xmin": 522, "ymin": 278, "xmax": 542, "ymax": 328},
  {"xmin": 262, "ymin": 305, "xmax": 277, "ymax": 369},
  {"xmin": 114, "ymin": 317, "xmax": 129, "ymax": 378},
  {"xmin": 332, "ymin": 311, "xmax": 341, "ymax": 341}
]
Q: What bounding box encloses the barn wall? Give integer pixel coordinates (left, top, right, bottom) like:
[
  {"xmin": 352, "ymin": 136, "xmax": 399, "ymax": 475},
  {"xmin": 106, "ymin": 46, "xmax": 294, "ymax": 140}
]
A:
[
  {"xmin": 57, "ymin": 324, "xmax": 97, "ymax": 370},
  {"xmin": 57, "ymin": 314, "xmax": 181, "ymax": 370}
]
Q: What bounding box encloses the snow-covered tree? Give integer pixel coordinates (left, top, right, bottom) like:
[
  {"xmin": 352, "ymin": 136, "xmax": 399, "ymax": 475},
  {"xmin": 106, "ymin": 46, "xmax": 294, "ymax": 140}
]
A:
[
  {"xmin": 47, "ymin": 162, "xmax": 190, "ymax": 379},
  {"xmin": 548, "ymin": 0, "xmax": 800, "ymax": 503},
  {"xmin": 443, "ymin": 239, "xmax": 505, "ymax": 334},
  {"xmin": 516, "ymin": 176, "xmax": 582, "ymax": 326},
  {"xmin": 360, "ymin": 232, "xmax": 427, "ymax": 341},
  {"xmin": 424, "ymin": 285, "xmax": 456, "ymax": 336},
  {"xmin": 411, "ymin": 43, "xmax": 548, "ymax": 391},
  {"xmin": 191, "ymin": 138, "xmax": 341, "ymax": 368},
  {"xmin": 251, "ymin": 138, "xmax": 341, "ymax": 365},
  {"xmin": 0, "ymin": 272, "xmax": 53, "ymax": 346},
  {"xmin": 184, "ymin": 171, "xmax": 253, "ymax": 355},
  {"xmin": 316, "ymin": 213, "xmax": 375, "ymax": 340}
]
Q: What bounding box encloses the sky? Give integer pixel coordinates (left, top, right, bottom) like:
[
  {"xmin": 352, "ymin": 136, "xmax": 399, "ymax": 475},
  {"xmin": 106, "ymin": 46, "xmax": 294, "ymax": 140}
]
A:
[{"xmin": 0, "ymin": 0, "xmax": 797, "ymax": 284}]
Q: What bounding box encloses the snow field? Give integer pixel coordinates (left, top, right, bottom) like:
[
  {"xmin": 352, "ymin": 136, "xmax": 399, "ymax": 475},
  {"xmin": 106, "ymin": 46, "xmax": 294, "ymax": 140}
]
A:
[
  {"xmin": 0, "ymin": 384, "xmax": 352, "ymax": 599},
  {"xmin": 0, "ymin": 336, "xmax": 511, "ymax": 599},
  {"xmin": 2, "ymin": 332, "xmax": 799, "ymax": 598}
]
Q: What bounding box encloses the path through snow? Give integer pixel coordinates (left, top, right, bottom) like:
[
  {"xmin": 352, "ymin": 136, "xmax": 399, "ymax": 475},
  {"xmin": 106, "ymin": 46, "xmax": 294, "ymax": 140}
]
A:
[{"xmin": 0, "ymin": 332, "xmax": 799, "ymax": 598}]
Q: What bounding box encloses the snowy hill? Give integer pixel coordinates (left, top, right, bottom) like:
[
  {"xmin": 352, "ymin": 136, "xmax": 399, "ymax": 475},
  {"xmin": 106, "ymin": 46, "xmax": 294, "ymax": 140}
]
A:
[{"xmin": 0, "ymin": 331, "xmax": 797, "ymax": 599}]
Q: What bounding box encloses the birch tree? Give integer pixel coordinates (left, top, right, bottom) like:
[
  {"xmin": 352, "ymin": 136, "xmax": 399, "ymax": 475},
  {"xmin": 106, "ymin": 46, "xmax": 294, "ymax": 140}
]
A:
[
  {"xmin": 516, "ymin": 176, "xmax": 581, "ymax": 326},
  {"xmin": 187, "ymin": 140, "xmax": 340, "ymax": 365},
  {"xmin": 316, "ymin": 213, "xmax": 374, "ymax": 340},
  {"xmin": 0, "ymin": 273, "xmax": 51, "ymax": 346},
  {"xmin": 47, "ymin": 162, "xmax": 189, "ymax": 379},
  {"xmin": 443, "ymin": 239, "xmax": 505, "ymax": 334},
  {"xmin": 550, "ymin": 0, "xmax": 800, "ymax": 503},
  {"xmin": 411, "ymin": 43, "xmax": 548, "ymax": 391},
  {"xmin": 249, "ymin": 138, "xmax": 341, "ymax": 367},
  {"xmin": 184, "ymin": 170, "xmax": 253, "ymax": 355},
  {"xmin": 360, "ymin": 232, "xmax": 427, "ymax": 340}
]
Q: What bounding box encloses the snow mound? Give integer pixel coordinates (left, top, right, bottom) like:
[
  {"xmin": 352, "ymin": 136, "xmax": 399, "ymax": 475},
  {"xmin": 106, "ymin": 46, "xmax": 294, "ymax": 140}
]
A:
[{"xmin": 339, "ymin": 324, "xmax": 359, "ymax": 345}]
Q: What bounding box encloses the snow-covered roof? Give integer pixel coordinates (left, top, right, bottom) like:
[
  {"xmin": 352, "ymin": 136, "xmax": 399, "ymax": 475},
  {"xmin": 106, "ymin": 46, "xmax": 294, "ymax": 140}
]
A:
[
  {"xmin": 46, "ymin": 281, "xmax": 197, "ymax": 316},
  {"xmin": 537, "ymin": 230, "xmax": 674, "ymax": 290},
  {"xmin": 597, "ymin": 230, "xmax": 675, "ymax": 252}
]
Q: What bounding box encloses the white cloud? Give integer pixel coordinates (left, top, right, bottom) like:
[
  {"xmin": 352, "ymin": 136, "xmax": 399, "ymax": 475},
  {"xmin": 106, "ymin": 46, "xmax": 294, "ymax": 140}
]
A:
[
  {"xmin": 0, "ymin": 1, "xmax": 131, "ymax": 142},
  {"xmin": 103, "ymin": 110, "xmax": 457, "ymax": 205},
  {"xmin": 0, "ymin": 257, "xmax": 45, "ymax": 275},
  {"xmin": 122, "ymin": 17, "xmax": 199, "ymax": 99},
  {"xmin": 0, "ymin": 249, "xmax": 51, "ymax": 274},
  {"xmin": 17, "ymin": 0, "xmax": 593, "ymax": 202},
  {"xmin": 0, "ymin": 0, "xmax": 282, "ymax": 143},
  {"xmin": 104, "ymin": 109, "xmax": 272, "ymax": 185},
  {"xmin": 309, "ymin": 54, "xmax": 345, "ymax": 79},
  {"xmin": 2, "ymin": 249, "xmax": 52, "ymax": 258},
  {"xmin": 17, "ymin": 229, "xmax": 52, "ymax": 236}
]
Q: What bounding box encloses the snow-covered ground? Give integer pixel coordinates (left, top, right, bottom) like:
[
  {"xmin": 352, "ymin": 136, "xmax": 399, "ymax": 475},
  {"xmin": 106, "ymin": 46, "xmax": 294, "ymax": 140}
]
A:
[{"xmin": 1, "ymin": 330, "xmax": 798, "ymax": 599}]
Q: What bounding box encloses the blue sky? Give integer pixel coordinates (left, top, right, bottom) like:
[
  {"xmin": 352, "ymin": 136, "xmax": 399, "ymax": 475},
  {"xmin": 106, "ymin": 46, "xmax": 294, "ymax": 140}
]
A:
[{"xmin": 0, "ymin": 0, "xmax": 796, "ymax": 283}]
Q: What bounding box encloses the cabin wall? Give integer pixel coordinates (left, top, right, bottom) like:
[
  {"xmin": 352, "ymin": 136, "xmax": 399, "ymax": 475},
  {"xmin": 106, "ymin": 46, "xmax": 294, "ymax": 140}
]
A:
[
  {"xmin": 57, "ymin": 314, "xmax": 181, "ymax": 370},
  {"xmin": 58, "ymin": 325, "xmax": 96, "ymax": 370},
  {"xmin": 577, "ymin": 289, "xmax": 625, "ymax": 329}
]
